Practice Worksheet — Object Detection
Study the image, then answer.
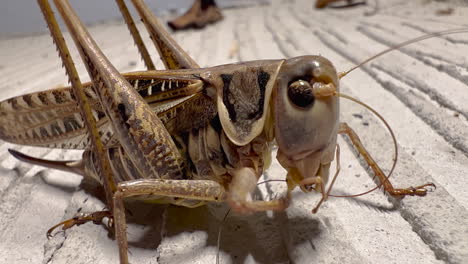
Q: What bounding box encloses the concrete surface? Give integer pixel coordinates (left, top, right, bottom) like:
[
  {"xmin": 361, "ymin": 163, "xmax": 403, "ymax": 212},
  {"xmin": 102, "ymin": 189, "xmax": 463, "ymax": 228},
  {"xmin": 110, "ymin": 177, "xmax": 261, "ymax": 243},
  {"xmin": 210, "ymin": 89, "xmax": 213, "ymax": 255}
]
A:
[{"xmin": 0, "ymin": 0, "xmax": 468, "ymax": 263}]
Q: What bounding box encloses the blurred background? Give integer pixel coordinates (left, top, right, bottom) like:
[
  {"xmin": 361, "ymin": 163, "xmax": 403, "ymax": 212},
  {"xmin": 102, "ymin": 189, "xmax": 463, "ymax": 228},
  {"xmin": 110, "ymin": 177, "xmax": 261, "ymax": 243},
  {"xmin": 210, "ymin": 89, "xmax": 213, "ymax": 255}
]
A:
[{"xmin": 0, "ymin": 0, "xmax": 269, "ymax": 37}]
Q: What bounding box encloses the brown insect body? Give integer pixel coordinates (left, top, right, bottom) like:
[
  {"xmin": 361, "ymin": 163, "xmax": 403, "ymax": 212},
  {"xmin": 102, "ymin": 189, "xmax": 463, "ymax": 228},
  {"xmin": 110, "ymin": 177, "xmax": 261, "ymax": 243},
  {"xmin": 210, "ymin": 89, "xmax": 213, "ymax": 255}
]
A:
[
  {"xmin": 2, "ymin": 55, "xmax": 341, "ymax": 206},
  {"xmin": 0, "ymin": 0, "xmax": 441, "ymax": 263}
]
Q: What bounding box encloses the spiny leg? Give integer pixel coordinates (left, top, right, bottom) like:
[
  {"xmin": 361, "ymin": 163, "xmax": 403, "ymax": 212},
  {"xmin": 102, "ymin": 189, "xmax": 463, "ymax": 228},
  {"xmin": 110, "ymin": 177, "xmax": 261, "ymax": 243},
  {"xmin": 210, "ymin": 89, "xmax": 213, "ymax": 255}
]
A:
[
  {"xmin": 37, "ymin": 0, "xmax": 116, "ymax": 209},
  {"xmin": 130, "ymin": 0, "xmax": 200, "ymax": 69},
  {"xmin": 51, "ymin": 0, "xmax": 188, "ymax": 262},
  {"xmin": 52, "ymin": 0, "xmax": 184, "ymax": 181},
  {"xmin": 114, "ymin": 0, "xmax": 156, "ymax": 70},
  {"xmin": 338, "ymin": 122, "xmax": 435, "ymax": 196},
  {"xmin": 32, "ymin": 0, "xmax": 205, "ymax": 243}
]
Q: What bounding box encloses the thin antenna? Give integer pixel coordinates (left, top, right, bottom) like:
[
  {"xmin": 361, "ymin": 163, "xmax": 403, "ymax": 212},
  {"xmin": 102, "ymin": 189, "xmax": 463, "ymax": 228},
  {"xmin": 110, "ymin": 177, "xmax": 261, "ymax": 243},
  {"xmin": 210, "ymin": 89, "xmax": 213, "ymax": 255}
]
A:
[{"xmin": 339, "ymin": 28, "xmax": 468, "ymax": 79}]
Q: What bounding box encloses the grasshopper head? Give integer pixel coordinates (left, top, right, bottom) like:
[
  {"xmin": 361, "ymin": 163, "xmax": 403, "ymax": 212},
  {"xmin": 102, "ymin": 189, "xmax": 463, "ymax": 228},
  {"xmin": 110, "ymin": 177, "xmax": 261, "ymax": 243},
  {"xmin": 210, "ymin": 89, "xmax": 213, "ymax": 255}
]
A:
[{"xmin": 273, "ymin": 56, "xmax": 339, "ymax": 193}]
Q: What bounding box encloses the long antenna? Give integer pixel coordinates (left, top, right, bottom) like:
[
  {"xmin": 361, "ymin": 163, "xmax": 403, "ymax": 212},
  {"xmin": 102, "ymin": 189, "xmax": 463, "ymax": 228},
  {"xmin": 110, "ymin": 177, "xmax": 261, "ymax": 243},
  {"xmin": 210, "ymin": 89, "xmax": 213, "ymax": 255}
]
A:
[{"xmin": 339, "ymin": 28, "xmax": 468, "ymax": 79}]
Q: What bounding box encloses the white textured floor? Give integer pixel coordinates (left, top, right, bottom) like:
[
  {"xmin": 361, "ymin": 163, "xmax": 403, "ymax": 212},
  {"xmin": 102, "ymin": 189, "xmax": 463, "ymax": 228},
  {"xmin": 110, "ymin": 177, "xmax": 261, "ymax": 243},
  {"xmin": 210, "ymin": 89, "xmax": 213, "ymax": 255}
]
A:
[{"xmin": 0, "ymin": 0, "xmax": 468, "ymax": 263}]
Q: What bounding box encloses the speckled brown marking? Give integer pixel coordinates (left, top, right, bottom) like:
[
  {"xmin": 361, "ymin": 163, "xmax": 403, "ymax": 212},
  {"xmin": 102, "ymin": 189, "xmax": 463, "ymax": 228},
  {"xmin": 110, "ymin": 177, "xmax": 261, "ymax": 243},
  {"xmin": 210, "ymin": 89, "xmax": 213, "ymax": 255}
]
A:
[
  {"xmin": 31, "ymin": 130, "xmax": 39, "ymax": 140},
  {"xmin": 63, "ymin": 116, "xmax": 82, "ymax": 132},
  {"xmin": 39, "ymin": 127, "xmax": 50, "ymax": 138},
  {"xmin": 221, "ymin": 69, "xmax": 269, "ymax": 123},
  {"xmin": 249, "ymin": 70, "xmax": 269, "ymax": 120},
  {"xmin": 52, "ymin": 90, "xmax": 68, "ymax": 104},
  {"xmin": 0, "ymin": 75, "xmax": 202, "ymax": 149},
  {"xmin": 38, "ymin": 92, "xmax": 49, "ymax": 105},
  {"xmin": 22, "ymin": 94, "xmax": 35, "ymax": 108},
  {"xmin": 68, "ymin": 90, "xmax": 76, "ymax": 101},
  {"xmin": 8, "ymin": 98, "xmax": 20, "ymax": 111},
  {"xmin": 84, "ymin": 86, "xmax": 98, "ymax": 100},
  {"xmin": 50, "ymin": 121, "xmax": 63, "ymax": 136},
  {"xmin": 97, "ymin": 110, "xmax": 106, "ymax": 120},
  {"xmin": 221, "ymin": 74, "xmax": 235, "ymax": 121},
  {"xmin": 117, "ymin": 104, "xmax": 129, "ymax": 123}
]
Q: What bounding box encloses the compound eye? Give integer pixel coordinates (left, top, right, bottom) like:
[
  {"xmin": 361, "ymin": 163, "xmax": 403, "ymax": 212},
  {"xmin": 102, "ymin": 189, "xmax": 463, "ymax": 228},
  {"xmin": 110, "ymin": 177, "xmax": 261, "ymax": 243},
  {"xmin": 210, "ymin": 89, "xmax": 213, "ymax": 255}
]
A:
[{"xmin": 287, "ymin": 79, "xmax": 315, "ymax": 108}]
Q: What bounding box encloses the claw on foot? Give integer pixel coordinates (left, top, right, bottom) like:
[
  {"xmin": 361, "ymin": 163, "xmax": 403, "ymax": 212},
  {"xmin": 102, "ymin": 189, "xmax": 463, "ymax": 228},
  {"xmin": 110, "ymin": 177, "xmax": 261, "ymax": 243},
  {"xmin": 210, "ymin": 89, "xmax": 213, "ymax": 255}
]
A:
[
  {"xmin": 390, "ymin": 183, "xmax": 436, "ymax": 197},
  {"xmin": 46, "ymin": 211, "xmax": 113, "ymax": 239}
]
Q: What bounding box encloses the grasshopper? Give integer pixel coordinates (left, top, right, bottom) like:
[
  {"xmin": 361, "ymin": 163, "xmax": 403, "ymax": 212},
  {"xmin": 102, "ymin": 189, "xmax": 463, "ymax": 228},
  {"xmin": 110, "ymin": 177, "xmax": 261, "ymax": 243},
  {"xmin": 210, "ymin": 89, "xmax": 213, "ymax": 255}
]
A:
[{"xmin": 2, "ymin": 0, "xmax": 462, "ymax": 263}]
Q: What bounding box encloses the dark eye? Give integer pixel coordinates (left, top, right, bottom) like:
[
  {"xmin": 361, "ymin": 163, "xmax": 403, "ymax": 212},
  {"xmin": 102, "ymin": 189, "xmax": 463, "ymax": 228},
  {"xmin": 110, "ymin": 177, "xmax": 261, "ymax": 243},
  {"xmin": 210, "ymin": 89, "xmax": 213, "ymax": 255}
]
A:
[{"xmin": 287, "ymin": 79, "xmax": 315, "ymax": 108}]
